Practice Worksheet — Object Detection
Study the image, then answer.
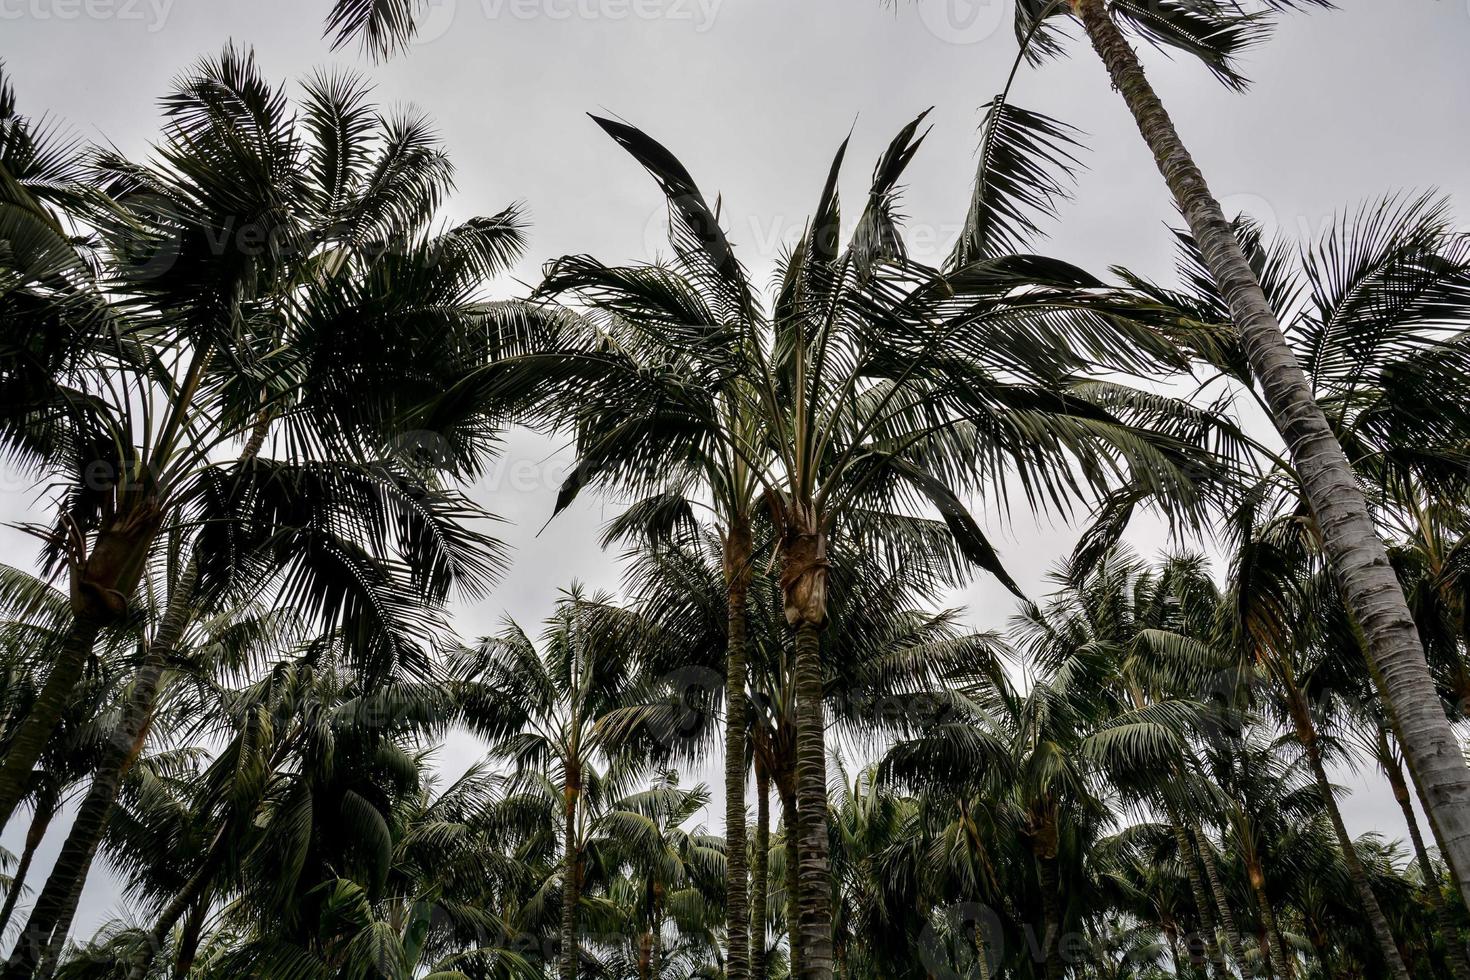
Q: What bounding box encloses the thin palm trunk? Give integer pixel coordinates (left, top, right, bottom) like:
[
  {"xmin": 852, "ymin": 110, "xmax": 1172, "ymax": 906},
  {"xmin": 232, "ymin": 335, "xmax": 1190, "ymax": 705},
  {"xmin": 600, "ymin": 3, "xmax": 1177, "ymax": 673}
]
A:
[
  {"xmin": 791, "ymin": 620, "xmax": 832, "ymax": 980},
  {"xmin": 751, "ymin": 764, "xmax": 771, "ymax": 980},
  {"xmin": 1169, "ymin": 819, "xmax": 1230, "ymax": 980},
  {"xmin": 0, "ymin": 620, "xmax": 99, "ymax": 829},
  {"xmin": 1070, "ymin": 0, "xmax": 1470, "ymax": 910},
  {"xmin": 0, "ymin": 789, "xmax": 58, "ymax": 935},
  {"xmin": 5, "ymin": 688, "xmax": 154, "ymax": 979},
  {"xmin": 1037, "ymin": 846, "xmax": 1064, "ymax": 980},
  {"xmin": 1380, "ymin": 729, "xmax": 1470, "ymax": 980},
  {"xmin": 782, "ymin": 788, "xmax": 801, "ymax": 979},
  {"xmin": 1287, "ymin": 693, "xmax": 1409, "ymax": 979},
  {"xmin": 560, "ymin": 766, "xmax": 581, "ymax": 980},
  {"xmin": 1245, "ymin": 854, "xmax": 1292, "ymax": 980},
  {"xmin": 172, "ymin": 897, "xmax": 208, "ymax": 979},
  {"xmin": 637, "ymin": 931, "xmax": 653, "ymax": 980},
  {"xmin": 1254, "ymin": 929, "xmax": 1277, "ymax": 980},
  {"xmin": 974, "ymin": 924, "xmax": 992, "ymax": 980},
  {"xmin": 1197, "ymin": 827, "xmax": 1251, "ymax": 976},
  {"xmin": 724, "ymin": 520, "xmax": 752, "ymax": 980},
  {"xmin": 5, "ymin": 558, "xmax": 200, "ymax": 979},
  {"xmin": 127, "ymin": 826, "xmax": 229, "ymax": 980}
]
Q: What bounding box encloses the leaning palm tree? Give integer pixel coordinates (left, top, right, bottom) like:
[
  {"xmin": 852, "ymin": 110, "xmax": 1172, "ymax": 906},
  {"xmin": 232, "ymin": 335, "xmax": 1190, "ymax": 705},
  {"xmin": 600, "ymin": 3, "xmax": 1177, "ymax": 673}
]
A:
[
  {"xmin": 1120, "ymin": 191, "xmax": 1470, "ymax": 902},
  {"xmin": 972, "ymin": 0, "xmax": 1470, "ymax": 898}
]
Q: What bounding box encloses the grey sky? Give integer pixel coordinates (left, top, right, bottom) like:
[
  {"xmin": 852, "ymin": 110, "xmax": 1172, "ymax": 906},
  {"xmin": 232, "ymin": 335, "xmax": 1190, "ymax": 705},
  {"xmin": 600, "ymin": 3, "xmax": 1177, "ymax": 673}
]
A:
[{"xmin": 3, "ymin": 0, "xmax": 1470, "ymax": 944}]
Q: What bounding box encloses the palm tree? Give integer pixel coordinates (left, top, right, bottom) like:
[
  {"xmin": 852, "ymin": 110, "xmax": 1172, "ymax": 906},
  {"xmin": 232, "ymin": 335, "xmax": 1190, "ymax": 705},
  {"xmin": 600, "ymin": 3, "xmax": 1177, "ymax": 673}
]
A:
[
  {"xmin": 985, "ymin": 0, "xmax": 1470, "ymax": 900},
  {"xmin": 0, "ymin": 47, "xmax": 508, "ymax": 825},
  {"xmin": 885, "ymin": 616, "xmax": 1207, "ymax": 980},
  {"xmin": 589, "ymin": 773, "xmax": 725, "ymax": 980},
  {"xmin": 556, "ymin": 109, "xmax": 1235, "ymax": 980},
  {"xmin": 0, "ymin": 50, "xmax": 530, "ymax": 974},
  {"xmin": 1222, "ymin": 517, "xmax": 1414, "ymax": 978},
  {"xmin": 532, "ymin": 131, "xmax": 770, "ymax": 976},
  {"xmin": 595, "ymin": 515, "xmax": 1014, "ymax": 976},
  {"xmin": 457, "ymin": 588, "xmax": 645, "ymax": 980}
]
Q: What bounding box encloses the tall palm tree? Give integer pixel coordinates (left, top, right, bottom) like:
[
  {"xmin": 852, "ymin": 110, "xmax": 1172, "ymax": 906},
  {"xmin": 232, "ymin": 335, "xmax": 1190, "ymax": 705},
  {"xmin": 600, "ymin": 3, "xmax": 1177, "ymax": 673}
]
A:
[
  {"xmin": 1125, "ymin": 191, "xmax": 1470, "ymax": 897},
  {"xmin": 985, "ymin": 0, "xmax": 1470, "ymax": 899},
  {"xmin": 556, "ymin": 110, "xmax": 1235, "ymax": 980},
  {"xmin": 1, "ymin": 49, "xmax": 534, "ymax": 973},
  {"xmin": 1223, "ymin": 517, "xmax": 1413, "ymax": 978}
]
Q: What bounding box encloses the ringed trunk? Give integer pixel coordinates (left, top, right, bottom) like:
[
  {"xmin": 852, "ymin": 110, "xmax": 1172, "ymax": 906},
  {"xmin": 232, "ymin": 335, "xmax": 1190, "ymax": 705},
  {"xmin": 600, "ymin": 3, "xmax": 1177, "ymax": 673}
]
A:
[
  {"xmin": 1070, "ymin": 0, "xmax": 1470, "ymax": 910},
  {"xmin": 1245, "ymin": 855, "xmax": 1292, "ymax": 980},
  {"xmin": 0, "ymin": 789, "xmax": 58, "ymax": 935},
  {"xmin": 560, "ymin": 767, "xmax": 581, "ymax": 980},
  {"xmin": 751, "ymin": 764, "xmax": 771, "ymax": 980},
  {"xmin": 781, "ymin": 787, "xmax": 802, "ymax": 979},
  {"xmin": 1196, "ymin": 826, "xmax": 1251, "ymax": 975},
  {"xmin": 1288, "ymin": 693, "xmax": 1409, "ymax": 979},
  {"xmin": 724, "ymin": 519, "xmax": 753, "ymax": 980},
  {"xmin": 780, "ymin": 517, "xmax": 832, "ymax": 980}
]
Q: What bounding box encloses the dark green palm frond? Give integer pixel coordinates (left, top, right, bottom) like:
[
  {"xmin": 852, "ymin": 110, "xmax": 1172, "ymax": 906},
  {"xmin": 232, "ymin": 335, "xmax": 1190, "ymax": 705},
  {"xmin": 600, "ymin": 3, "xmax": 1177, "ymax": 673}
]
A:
[
  {"xmin": 325, "ymin": 0, "xmax": 427, "ymax": 59},
  {"xmin": 1109, "ymin": 0, "xmax": 1273, "ymax": 91},
  {"xmin": 851, "ymin": 109, "xmax": 931, "ymax": 277},
  {"xmin": 588, "ymin": 115, "xmax": 757, "ymax": 325},
  {"xmin": 950, "ymin": 98, "xmax": 1082, "ymax": 267},
  {"xmin": 1297, "ymin": 192, "xmax": 1470, "ymax": 390}
]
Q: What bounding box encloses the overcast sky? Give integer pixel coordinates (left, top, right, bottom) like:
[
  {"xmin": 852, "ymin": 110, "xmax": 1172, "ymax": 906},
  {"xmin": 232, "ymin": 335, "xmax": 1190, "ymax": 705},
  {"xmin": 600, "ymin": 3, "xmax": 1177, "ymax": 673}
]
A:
[{"xmin": 3, "ymin": 0, "xmax": 1470, "ymax": 943}]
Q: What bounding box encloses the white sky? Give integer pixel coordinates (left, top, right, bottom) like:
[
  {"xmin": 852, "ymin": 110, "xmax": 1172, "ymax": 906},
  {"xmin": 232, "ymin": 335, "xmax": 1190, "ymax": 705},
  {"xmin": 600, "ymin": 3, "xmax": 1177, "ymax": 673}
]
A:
[{"xmin": 3, "ymin": 0, "xmax": 1470, "ymax": 944}]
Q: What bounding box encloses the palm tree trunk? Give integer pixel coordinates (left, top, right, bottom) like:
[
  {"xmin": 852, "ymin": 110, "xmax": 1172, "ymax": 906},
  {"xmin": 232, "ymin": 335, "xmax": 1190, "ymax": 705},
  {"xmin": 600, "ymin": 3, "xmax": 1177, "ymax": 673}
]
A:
[
  {"xmin": 560, "ymin": 768, "xmax": 581, "ymax": 980},
  {"xmin": 791, "ymin": 620, "xmax": 832, "ymax": 980},
  {"xmin": 724, "ymin": 520, "xmax": 752, "ymax": 980},
  {"xmin": 1196, "ymin": 828, "xmax": 1250, "ymax": 976},
  {"xmin": 1245, "ymin": 854, "xmax": 1292, "ymax": 980},
  {"xmin": 1380, "ymin": 730, "xmax": 1470, "ymax": 980},
  {"xmin": 1070, "ymin": 0, "xmax": 1470, "ymax": 911},
  {"xmin": 649, "ymin": 912, "xmax": 662, "ymax": 980},
  {"xmin": 1165, "ymin": 806, "xmax": 1229, "ymax": 979},
  {"xmin": 974, "ymin": 924, "xmax": 992, "ymax": 980},
  {"xmin": 5, "ymin": 693, "xmax": 154, "ymax": 979},
  {"xmin": 1288, "ymin": 694, "xmax": 1409, "ymax": 979},
  {"xmin": 0, "ymin": 788, "xmax": 58, "ymax": 935},
  {"xmin": 782, "ymin": 788, "xmax": 802, "ymax": 979},
  {"xmin": 127, "ymin": 826, "xmax": 228, "ymax": 980},
  {"xmin": 1254, "ymin": 929, "xmax": 1277, "ymax": 980},
  {"xmin": 1037, "ymin": 847, "xmax": 1064, "ymax": 980},
  {"xmin": 637, "ymin": 930, "xmax": 652, "ymax": 980},
  {"xmin": 35, "ymin": 874, "xmax": 80, "ymax": 980},
  {"xmin": 0, "ymin": 502, "xmax": 164, "ymax": 831},
  {"xmin": 0, "ymin": 619, "xmax": 98, "ymax": 829},
  {"xmin": 172, "ymin": 897, "xmax": 208, "ymax": 979},
  {"xmin": 751, "ymin": 764, "xmax": 771, "ymax": 980},
  {"xmin": 5, "ymin": 558, "xmax": 199, "ymax": 980}
]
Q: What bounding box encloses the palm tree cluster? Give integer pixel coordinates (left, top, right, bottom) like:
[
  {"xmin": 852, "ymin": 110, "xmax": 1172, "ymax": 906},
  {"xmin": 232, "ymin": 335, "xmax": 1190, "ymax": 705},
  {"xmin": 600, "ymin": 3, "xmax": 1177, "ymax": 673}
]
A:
[{"xmin": 3, "ymin": 1, "xmax": 1470, "ymax": 978}]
